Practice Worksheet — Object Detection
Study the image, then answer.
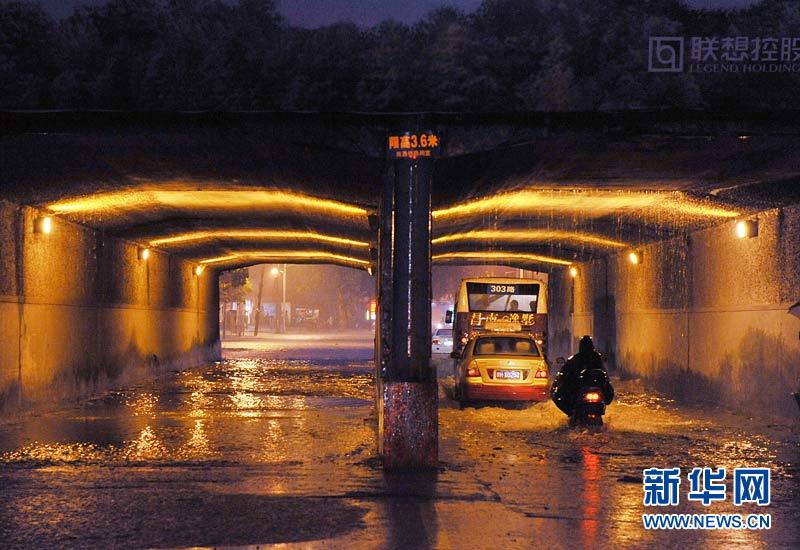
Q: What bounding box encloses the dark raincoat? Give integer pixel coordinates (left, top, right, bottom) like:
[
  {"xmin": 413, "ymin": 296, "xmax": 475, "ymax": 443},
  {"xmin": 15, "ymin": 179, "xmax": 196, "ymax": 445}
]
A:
[{"xmin": 551, "ymin": 336, "xmax": 614, "ymax": 416}]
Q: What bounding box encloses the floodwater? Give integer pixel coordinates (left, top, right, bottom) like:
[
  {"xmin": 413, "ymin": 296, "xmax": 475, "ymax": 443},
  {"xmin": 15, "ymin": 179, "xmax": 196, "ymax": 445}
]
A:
[{"xmin": 0, "ymin": 332, "xmax": 798, "ymax": 549}]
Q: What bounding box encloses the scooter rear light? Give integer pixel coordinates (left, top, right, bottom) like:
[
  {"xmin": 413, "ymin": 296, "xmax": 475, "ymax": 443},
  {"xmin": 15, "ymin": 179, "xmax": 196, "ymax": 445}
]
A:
[
  {"xmin": 534, "ymin": 368, "xmax": 548, "ymax": 379},
  {"xmin": 583, "ymin": 391, "xmax": 602, "ymax": 403}
]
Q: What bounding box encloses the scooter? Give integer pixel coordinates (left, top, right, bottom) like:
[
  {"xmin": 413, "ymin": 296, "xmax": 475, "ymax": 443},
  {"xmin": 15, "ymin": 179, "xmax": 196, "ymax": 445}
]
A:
[{"xmin": 569, "ymin": 368, "xmax": 611, "ymax": 428}]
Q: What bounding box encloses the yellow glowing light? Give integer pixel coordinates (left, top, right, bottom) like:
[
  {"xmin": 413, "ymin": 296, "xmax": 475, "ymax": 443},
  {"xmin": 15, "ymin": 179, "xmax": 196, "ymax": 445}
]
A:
[
  {"xmin": 201, "ymin": 254, "xmax": 238, "ymax": 264},
  {"xmin": 432, "ymin": 189, "xmax": 739, "ymax": 221},
  {"xmin": 35, "ymin": 216, "xmax": 52, "ymax": 234},
  {"xmin": 198, "ymin": 250, "xmax": 370, "ymax": 268},
  {"xmin": 569, "ymin": 266, "xmax": 579, "ymax": 278},
  {"xmin": 194, "ymin": 265, "xmax": 205, "ymax": 276},
  {"xmin": 138, "ymin": 247, "xmax": 150, "ymax": 261},
  {"xmin": 149, "ymin": 229, "xmax": 369, "ymax": 248},
  {"xmin": 432, "ymin": 229, "xmax": 628, "ymax": 248},
  {"xmin": 432, "ymin": 251, "xmax": 573, "ymax": 266},
  {"xmin": 48, "ymin": 188, "xmax": 368, "ymax": 218},
  {"xmin": 628, "ymin": 251, "xmax": 641, "ymax": 265},
  {"xmin": 736, "ymin": 219, "xmax": 758, "ymax": 239}
]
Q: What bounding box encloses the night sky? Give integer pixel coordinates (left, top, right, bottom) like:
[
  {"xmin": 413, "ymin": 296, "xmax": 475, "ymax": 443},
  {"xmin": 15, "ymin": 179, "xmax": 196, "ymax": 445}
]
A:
[{"xmin": 31, "ymin": 0, "xmax": 761, "ymax": 26}]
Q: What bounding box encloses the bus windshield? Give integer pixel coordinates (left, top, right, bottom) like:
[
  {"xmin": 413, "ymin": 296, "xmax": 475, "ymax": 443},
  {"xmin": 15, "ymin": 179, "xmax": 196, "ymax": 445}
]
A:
[{"xmin": 466, "ymin": 282, "xmax": 540, "ymax": 312}]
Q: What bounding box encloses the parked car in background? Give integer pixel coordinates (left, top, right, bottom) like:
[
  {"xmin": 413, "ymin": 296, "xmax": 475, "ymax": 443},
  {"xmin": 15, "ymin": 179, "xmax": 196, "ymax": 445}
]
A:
[{"xmin": 432, "ymin": 327, "xmax": 453, "ymax": 354}]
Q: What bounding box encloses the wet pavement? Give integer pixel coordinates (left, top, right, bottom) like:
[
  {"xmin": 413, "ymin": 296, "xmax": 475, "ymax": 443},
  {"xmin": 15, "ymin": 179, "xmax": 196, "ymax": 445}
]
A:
[{"xmin": 1, "ymin": 331, "xmax": 798, "ymax": 549}]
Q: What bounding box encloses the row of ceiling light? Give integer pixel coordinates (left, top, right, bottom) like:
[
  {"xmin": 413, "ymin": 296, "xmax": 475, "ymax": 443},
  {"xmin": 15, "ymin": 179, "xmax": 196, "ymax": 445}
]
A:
[{"xmin": 32, "ymin": 213, "xmax": 760, "ymax": 275}]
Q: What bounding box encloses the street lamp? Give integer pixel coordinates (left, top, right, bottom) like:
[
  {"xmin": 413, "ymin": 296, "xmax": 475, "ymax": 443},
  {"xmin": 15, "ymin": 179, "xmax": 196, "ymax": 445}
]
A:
[
  {"xmin": 270, "ymin": 264, "xmax": 288, "ymax": 333},
  {"xmin": 628, "ymin": 250, "xmax": 643, "ymax": 265},
  {"xmin": 138, "ymin": 247, "xmax": 150, "ymax": 261}
]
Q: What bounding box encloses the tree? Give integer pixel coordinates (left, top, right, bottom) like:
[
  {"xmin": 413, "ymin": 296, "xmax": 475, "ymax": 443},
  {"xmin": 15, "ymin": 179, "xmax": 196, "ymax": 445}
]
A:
[
  {"xmin": 220, "ymin": 267, "xmax": 251, "ymax": 303},
  {"xmin": 281, "ymin": 264, "xmax": 372, "ymax": 329},
  {"xmin": 219, "ymin": 267, "xmax": 251, "ymax": 336},
  {"xmin": 0, "ymin": 1, "xmax": 58, "ymax": 107},
  {"xmin": 2, "ymin": 0, "xmax": 799, "ymax": 112}
]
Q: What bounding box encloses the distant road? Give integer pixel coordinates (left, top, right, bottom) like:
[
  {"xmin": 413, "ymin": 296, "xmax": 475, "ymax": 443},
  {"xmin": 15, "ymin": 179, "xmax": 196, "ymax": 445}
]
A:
[{"xmin": 222, "ymin": 329, "xmax": 374, "ymax": 361}]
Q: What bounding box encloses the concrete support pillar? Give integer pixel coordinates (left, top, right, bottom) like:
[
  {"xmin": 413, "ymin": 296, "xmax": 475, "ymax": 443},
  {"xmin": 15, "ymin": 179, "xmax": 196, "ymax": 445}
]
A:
[{"xmin": 377, "ymin": 150, "xmax": 437, "ymax": 469}]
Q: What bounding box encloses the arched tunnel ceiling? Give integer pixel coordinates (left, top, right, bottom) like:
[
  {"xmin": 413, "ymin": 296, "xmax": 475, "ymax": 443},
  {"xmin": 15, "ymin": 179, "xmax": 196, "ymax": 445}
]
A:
[{"xmin": 2, "ymin": 110, "xmax": 800, "ymax": 272}]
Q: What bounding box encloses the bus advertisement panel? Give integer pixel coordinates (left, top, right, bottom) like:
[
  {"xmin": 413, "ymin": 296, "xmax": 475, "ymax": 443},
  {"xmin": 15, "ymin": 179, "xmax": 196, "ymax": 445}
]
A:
[{"xmin": 450, "ymin": 277, "xmax": 548, "ymax": 356}]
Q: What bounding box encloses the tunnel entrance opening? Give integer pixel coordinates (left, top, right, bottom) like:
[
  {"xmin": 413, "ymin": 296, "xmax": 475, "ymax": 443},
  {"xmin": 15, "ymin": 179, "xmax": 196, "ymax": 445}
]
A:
[{"xmin": 218, "ymin": 263, "xmax": 376, "ymax": 363}]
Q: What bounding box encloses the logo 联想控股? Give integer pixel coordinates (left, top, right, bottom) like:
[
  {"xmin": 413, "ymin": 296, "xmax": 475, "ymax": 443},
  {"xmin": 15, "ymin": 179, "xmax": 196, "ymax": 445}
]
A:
[
  {"xmin": 648, "ymin": 36, "xmax": 685, "ymax": 72},
  {"xmin": 648, "ymin": 35, "xmax": 800, "ymax": 73}
]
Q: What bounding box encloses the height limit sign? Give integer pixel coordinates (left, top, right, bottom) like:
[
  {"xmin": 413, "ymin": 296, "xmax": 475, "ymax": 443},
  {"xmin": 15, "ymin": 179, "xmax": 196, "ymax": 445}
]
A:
[{"xmin": 387, "ymin": 131, "xmax": 441, "ymax": 160}]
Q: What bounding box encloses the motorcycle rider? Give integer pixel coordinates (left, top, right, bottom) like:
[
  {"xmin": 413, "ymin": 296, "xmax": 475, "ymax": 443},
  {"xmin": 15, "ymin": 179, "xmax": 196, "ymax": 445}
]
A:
[{"xmin": 551, "ymin": 335, "xmax": 613, "ymax": 416}]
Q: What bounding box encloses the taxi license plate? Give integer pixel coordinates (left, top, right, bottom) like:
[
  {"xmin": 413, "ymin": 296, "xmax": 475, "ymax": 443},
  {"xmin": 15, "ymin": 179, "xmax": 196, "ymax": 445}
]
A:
[{"xmin": 496, "ymin": 370, "xmax": 521, "ymax": 380}]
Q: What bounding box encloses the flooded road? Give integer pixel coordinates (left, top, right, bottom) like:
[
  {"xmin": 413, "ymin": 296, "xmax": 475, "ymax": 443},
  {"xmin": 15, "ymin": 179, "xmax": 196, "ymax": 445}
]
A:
[{"xmin": 1, "ymin": 331, "xmax": 798, "ymax": 549}]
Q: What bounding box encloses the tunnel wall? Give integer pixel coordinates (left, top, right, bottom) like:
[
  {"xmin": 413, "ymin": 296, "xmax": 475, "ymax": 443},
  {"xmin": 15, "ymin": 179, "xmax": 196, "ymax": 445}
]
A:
[
  {"xmin": 0, "ymin": 201, "xmax": 220, "ymax": 413},
  {"xmin": 552, "ymin": 205, "xmax": 800, "ymax": 418}
]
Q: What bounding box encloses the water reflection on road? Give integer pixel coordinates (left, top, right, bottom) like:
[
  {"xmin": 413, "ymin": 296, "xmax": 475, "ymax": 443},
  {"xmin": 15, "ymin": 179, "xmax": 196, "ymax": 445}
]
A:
[
  {"xmin": 436, "ymin": 372, "xmax": 799, "ymax": 549},
  {"xmin": 0, "ymin": 349, "xmax": 797, "ymax": 549},
  {"xmin": 1, "ymin": 359, "xmax": 373, "ymax": 467}
]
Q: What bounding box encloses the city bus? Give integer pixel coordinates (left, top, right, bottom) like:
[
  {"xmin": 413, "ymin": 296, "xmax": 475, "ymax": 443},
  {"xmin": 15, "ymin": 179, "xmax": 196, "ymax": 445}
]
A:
[{"xmin": 446, "ymin": 277, "xmax": 548, "ymax": 357}]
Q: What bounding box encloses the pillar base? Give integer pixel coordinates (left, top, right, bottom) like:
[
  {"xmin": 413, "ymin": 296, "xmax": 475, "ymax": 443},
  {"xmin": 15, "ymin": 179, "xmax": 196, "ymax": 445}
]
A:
[{"xmin": 379, "ymin": 380, "xmax": 438, "ymax": 468}]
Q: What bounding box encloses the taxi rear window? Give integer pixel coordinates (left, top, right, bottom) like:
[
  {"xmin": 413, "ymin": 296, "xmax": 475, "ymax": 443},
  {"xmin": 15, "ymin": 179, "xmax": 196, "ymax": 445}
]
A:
[{"xmin": 473, "ymin": 337, "xmax": 539, "ymax": 356}]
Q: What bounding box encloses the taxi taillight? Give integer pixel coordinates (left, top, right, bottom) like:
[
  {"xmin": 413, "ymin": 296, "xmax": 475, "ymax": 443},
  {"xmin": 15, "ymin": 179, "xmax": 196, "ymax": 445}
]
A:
[
  {"xmin": 467, "ymin": 366, "xmax": 480, "ymax": 377},
  {"xmin": 460, "ymin": 335, "xmax": 468, "ymax": 345},
  {"xmin": 534, "ymin": 368, "xmax": 548, "ymax": 379}
]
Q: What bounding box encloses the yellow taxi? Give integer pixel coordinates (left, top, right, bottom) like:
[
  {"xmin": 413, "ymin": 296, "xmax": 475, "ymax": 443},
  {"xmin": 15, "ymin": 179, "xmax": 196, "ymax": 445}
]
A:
[{"xmin": 452, "ymin": 332, "xmax": 549, "ymax": 402}]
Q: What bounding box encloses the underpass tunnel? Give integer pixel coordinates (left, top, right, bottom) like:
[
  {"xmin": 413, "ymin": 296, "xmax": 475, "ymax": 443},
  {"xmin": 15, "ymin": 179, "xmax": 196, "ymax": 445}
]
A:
[
  {"xmin": 2, "ymin": 111, "xmax": 800, "ymax": 445},
  {"xmin": 429, "ymin": 189, "xmax": 800, "ymax": 420},
  {"xmin": 2, "ymin": 115, "xmax": 799, "ymax": 548},
  {"xmin": 0, "ymin": 113, "xmax": 391, "ymax": 412},
  {"xmin": 0, "ymin": 184, "xmax": 378, "ymax": 412},
  {"xmin": 0, "ymin": 150, "xmax": 378, "ymax": 411}
]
